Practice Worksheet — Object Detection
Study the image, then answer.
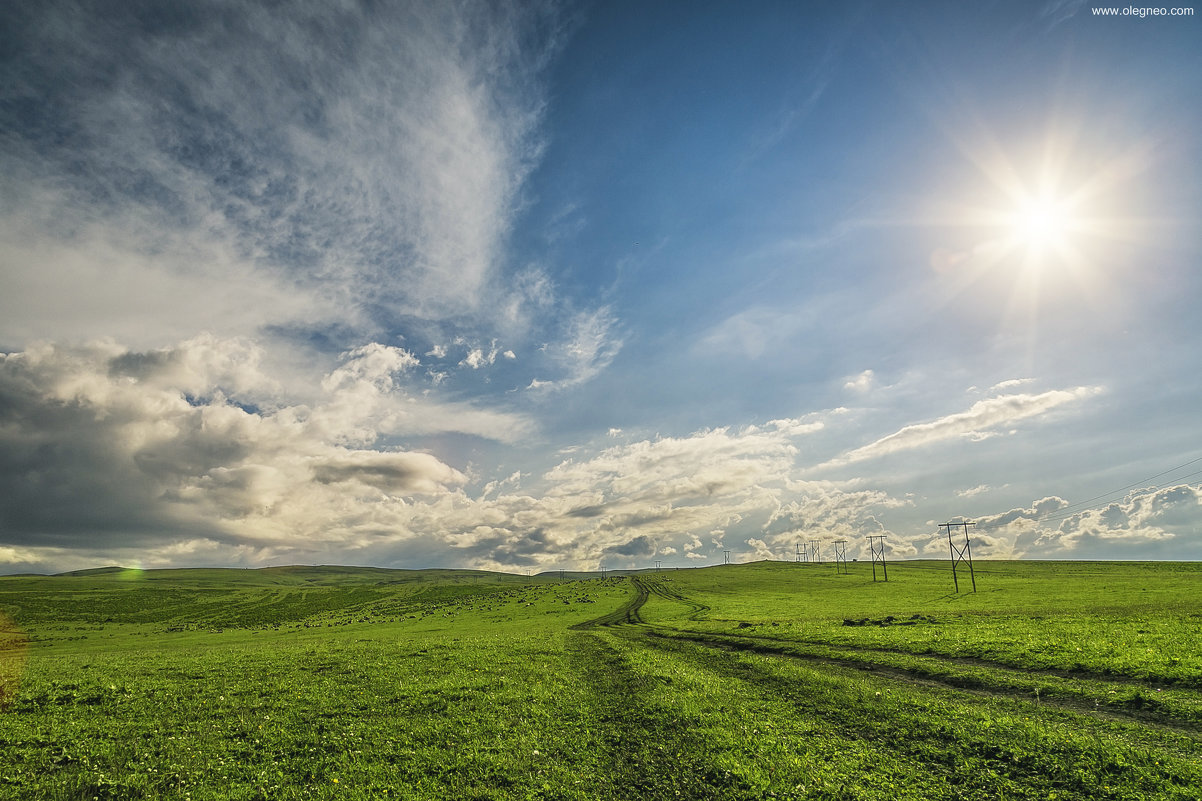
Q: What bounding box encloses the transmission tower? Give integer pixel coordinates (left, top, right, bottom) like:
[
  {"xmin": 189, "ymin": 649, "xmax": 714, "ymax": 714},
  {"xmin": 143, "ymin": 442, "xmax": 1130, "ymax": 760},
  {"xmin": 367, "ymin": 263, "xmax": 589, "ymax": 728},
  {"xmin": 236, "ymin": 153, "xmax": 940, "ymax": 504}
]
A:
[
  {"xmin": 866, "ymin": 535, "xmax": 888, "ymax": 582},
  {"xmin": 832, "ymin": 540, "xmax": 849, "ymax": 575},
  {"xmin": 723, "ymin": 550, "xmax": 730, "ymax": 565},
  {"xmin": 940, "ymin": 522, "xmax": 977, "ymax": 592}
]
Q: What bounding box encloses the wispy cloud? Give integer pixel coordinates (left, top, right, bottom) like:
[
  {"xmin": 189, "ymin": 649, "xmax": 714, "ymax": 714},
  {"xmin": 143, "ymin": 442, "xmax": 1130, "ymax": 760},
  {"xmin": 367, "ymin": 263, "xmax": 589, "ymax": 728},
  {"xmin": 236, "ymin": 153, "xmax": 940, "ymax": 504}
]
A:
[
  {"xmin": 0, "ymin": 1, "xmax": 562, "ymax": 345},
  {"xmin": 988, "ymin": 378, "xmax": 1035, "ymax": 392},
  {"xmin": 1039, "ymin": 0, "xmax": 1090, "ymax": 30},
  {"xmin": 698, "ymin": 306, "xmax": 810, "ymax": 361},
  {"xmin": 821, "ymin": 387, "xmax": 1102, "ymax": 468},
  {"xmin": 527, "ymin": 307, "xmax": 623, "ymax": 391}
]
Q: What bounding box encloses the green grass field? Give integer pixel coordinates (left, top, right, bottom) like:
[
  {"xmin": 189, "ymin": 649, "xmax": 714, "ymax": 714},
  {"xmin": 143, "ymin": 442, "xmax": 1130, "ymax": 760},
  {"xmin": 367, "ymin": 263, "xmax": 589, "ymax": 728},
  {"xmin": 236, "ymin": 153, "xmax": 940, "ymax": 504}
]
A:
[{"xmin": 1, "ymin": 560, "xmax": 1200, "ymax": 800}]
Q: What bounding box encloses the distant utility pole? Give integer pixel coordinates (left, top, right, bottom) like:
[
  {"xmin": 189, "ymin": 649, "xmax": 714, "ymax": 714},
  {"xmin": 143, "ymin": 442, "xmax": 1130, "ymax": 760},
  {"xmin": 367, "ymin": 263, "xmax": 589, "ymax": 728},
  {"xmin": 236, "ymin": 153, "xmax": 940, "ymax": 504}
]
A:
[
  {"xmin": 809, "ymin": 540, "xmax": 821, "ymax": 564},
  {"xmin": 940, "ymin": 522, "xmax": 977, "ymax": 593},
  {"xmin": 655, "ymin": 560, "xmax": 661, "ymax": 572},
  {"xmin": 723, "ymin": 550, "xmax": 730, "ymax": 565},
  {"xmin": 833, "ymin": 540, "xmax": 849, "ymax": 575},
  {"xmin": 866, "ymin": 535, "xmax": 888, "ymax": 582}
]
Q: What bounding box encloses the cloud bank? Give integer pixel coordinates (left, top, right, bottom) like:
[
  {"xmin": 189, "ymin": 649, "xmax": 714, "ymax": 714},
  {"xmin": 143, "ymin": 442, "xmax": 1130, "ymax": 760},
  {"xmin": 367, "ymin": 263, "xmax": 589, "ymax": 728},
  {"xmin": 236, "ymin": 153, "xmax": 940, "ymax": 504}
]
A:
[
  {"xmin": 0, "ymin": 339, "xmax": 1195, "ymax": 574},
  {"xmin": 924, "ymin": 485, "xmax": 1202, "ymax": 560},
  {"xmin": 0, "ymin": 350, "xmax": 896, "ymax": 572}
]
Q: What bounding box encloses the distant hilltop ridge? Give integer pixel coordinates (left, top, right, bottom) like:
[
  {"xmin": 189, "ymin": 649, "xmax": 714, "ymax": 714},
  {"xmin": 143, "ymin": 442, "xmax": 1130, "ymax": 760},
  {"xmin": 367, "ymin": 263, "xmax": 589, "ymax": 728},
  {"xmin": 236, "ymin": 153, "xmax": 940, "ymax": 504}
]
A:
[{"xmin": 24, "ymin": 564, "xmax": 646, "ymax": 584}]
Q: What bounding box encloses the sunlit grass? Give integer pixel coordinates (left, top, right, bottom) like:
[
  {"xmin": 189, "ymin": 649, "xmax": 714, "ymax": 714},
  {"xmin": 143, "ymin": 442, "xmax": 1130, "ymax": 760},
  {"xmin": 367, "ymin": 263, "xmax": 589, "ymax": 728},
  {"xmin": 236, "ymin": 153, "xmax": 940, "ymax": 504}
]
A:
[{"xmin": 1, "ymin": 562, "xmax": 1199, "ymax": 799}]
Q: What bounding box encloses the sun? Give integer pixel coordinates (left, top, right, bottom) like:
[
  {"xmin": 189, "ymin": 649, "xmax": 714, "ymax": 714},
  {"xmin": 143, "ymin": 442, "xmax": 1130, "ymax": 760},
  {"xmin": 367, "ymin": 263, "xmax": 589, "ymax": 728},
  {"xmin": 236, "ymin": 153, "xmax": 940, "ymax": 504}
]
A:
[{"xmin": 1010, "ymin": 195, "xmax": 1073, "ymax": 248}]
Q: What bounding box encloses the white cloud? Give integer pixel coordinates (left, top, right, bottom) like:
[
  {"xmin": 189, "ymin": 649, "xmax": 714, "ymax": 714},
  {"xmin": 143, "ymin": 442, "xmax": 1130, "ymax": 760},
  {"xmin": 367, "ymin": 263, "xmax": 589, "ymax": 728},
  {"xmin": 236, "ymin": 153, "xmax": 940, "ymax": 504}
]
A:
[
  {"xmin": 762, "ymin": 482, "xmax": 911, "ymax": 560},
  {"xmin": 844, "ymin": 369, "xmax": 875, "ymax": 392},
  {"xmin": 768, "ymin": 417, "xmax": 827, "ymax": 437},
  {"xmin": 746, "ymin": 538, "xmax": 776, "ymax": 560},
  {"xmin": 311, "ymin": 451, "xmax": 466, "ymax": 495},
  {"xmin": 989, "ymin": 378, "xmax": 1035, "ymax": 392},
  {"xmin": 0, "ymin": 336, "xmax": 528, "ymax": 561},
  {"xmin": 0, "ymin": 1, "xmax": 562, "ymax": 347},
  {"xmin": 698, "ymin": 306, "xmax": 808, "ymax": 360},
  {"xmin": 939, "ymin": 485, "xmax": 1202, "ymax": 559},
  {"xmin": 0, "ymin": 337, "xmax": 785, "ymax": 570},
  {"xmin": 1035, "ymin": 485, "xmax": 1201, "ymax": 553},
  {"xmin": 459, "ymin": 341, "xmax": 509, "ymax": 370},
  {"xmin": 0, "ymin": 220, "xmax": 343, "ymax": 348},
  {"xmin": 0, "ymin": 338, "xmax": 934, "ymax": 572},
  {"xmin": 462, "ymin": 349, "xmax": 490, "ymax": 369},
  {"xmin": 527, "ymin": 307, "xmax": 623, "ymax": 391},
  {"xmin": 822, "ymin": 387, "xmax": 1102, "ymax": 467}
]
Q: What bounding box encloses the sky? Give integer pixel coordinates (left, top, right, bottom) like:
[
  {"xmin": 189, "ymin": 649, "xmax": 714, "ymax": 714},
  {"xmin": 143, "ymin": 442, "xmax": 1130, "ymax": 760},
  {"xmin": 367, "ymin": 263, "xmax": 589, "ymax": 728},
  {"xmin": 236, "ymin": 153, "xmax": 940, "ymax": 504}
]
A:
[{"xmin": 1, "ymin": 0, "xmax": 1200, "ymax": 574}]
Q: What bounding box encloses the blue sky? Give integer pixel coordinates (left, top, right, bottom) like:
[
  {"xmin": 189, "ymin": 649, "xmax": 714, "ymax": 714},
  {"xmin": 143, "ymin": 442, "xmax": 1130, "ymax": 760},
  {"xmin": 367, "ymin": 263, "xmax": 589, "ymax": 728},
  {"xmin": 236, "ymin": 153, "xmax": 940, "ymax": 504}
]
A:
[{"xmin": 1, "ymin": 0, "xmax": 1200, "ymax": 573}]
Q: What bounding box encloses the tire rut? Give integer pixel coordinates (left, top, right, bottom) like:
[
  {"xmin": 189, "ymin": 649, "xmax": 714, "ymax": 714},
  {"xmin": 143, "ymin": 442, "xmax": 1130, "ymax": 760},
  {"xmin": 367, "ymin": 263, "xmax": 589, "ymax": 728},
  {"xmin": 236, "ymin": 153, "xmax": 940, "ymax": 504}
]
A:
[
  {"xmin": 592, "ymin": 577, "xmax": 1201, "ymax": 737},
  {"xmin": 565, "ymin": 629, "xmax": 756, "ymax": 800},
  {"xmin": 645, "ymin": 628, "xmax": 1202, "ymax": 737},
  {"xmin": 689, "ymin": 627, "xmax": 1201, "ymax": 691}
]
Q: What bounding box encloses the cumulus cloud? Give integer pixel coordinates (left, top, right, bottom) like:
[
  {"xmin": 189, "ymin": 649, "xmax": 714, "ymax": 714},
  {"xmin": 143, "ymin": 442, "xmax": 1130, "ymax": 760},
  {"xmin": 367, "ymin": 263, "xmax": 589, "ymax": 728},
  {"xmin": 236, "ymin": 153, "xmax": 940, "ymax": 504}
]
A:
[
  {"xmin": 942, "ymin": 485, "xmax": 1202, "ymax": 559},
  {"xmin": 0, "ymin": 336, "xmax": 524, "ymax": 563},
  {"xmin": 311, "ymin": 451, "xmax": 466, "ymax": 494},
  {"xmin": 6, "ymin": 331, "xmax": 1193, "ymax": 573},
  {"xmin": 1033, "ymin": 485, "xmax": 1202, "ymax": 554},
  {"xmin": 1, "ymin": 347, "xmax": 925, "ymax": 573},
  {"xmin": 822, "ymin": 387, "xmax": 1102, "ymax": 467},
  {"xmin": 458, "ymin": 341, "xmax": 515, "ymax": 370},
  {"xmin": 604, "ymin": 535, "xmax": 658, "ymax": 558},
  {"xmin": 761, "ymin": 483, "xmax": 912, "ymax": 560}
]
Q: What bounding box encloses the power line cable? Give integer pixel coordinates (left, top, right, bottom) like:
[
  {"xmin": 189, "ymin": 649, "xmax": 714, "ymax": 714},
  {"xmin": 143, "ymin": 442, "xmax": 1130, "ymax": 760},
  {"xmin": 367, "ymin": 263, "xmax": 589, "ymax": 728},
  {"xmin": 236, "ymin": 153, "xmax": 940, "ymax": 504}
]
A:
[
  {"xmin": 975, "ymin": 453, "xmax": 1202, "ymax": 530},
  {"xmin": 1032, "ymin": 464, "xmax": 1202, "ymax": 526}
]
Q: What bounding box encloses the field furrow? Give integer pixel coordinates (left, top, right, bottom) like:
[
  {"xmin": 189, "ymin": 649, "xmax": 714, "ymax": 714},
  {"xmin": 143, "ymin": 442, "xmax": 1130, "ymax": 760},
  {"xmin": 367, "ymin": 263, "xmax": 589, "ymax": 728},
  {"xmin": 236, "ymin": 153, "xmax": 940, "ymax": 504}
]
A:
[{"xmin": 2, "ymin": 561, "xmax": 1200, "ymax": 799}]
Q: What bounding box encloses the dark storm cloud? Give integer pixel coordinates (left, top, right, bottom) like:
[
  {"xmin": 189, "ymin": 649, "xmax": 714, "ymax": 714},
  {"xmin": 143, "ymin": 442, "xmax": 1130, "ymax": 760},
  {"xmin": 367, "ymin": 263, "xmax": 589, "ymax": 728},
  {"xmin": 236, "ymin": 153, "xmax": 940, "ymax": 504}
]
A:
[
  {"xmin": 604, "ymin": 535, "xmax": 657, "ymax": 558},
  {"xmin": 311, "ymin": 452, "xmax": 465, "ymax": 494},
  {"xmin": 0, "ymin": 339, "xmax": 477, "ymax": 559},
  {"xmin": 566, "ymin": 504, "xmax": 606, "ymax": 518},
  {"xmin": 0, "ymin": 343, "xmax": 254, "ymax": 548}
]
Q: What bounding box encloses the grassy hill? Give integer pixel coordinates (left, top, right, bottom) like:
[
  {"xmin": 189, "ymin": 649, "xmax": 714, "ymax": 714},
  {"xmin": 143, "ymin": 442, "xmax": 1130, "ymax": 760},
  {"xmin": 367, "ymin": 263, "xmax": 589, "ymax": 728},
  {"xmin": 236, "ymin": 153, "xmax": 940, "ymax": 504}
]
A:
[{"xmin": 1, "ymin": 560, "xmax": 1200, "ymax": 799}]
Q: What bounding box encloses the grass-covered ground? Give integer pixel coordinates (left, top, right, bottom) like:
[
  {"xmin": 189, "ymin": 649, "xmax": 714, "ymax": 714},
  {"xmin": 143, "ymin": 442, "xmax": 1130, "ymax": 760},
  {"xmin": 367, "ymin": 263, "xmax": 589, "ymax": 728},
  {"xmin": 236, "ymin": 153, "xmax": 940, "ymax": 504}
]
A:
[{"xmin": 1, "ymin": 560, "xmax": 1199, "ymax": 799}]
